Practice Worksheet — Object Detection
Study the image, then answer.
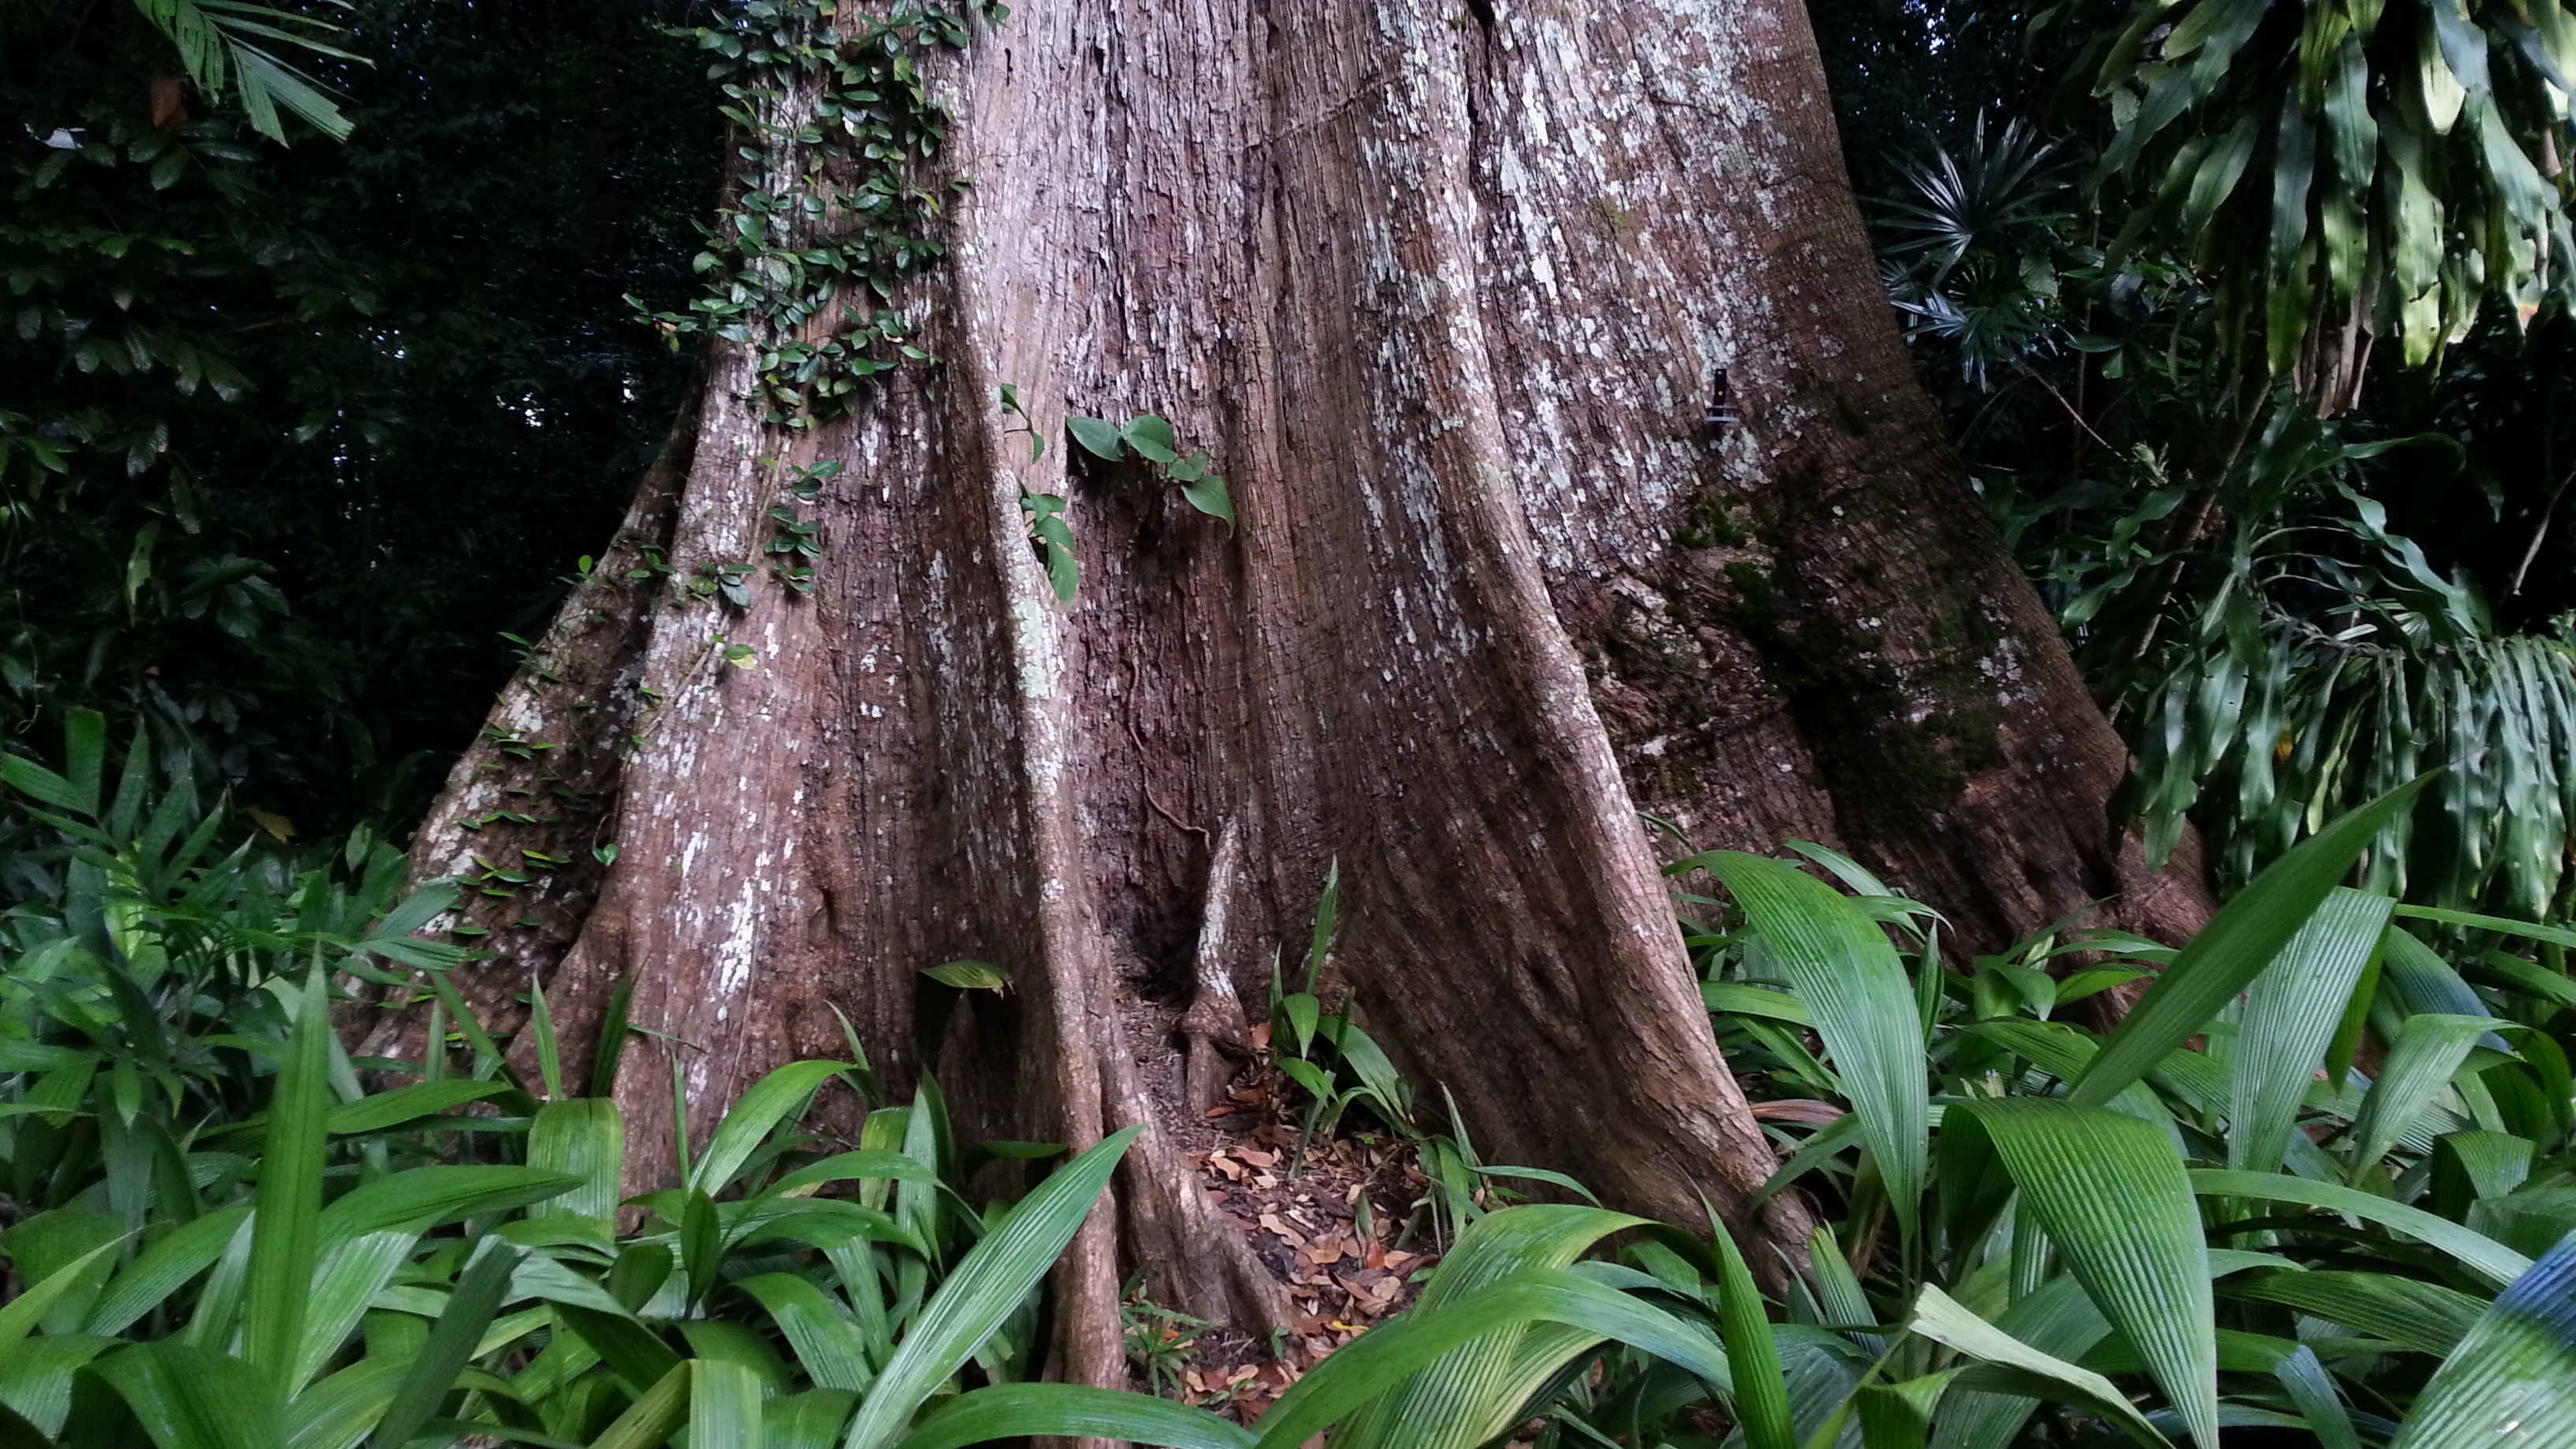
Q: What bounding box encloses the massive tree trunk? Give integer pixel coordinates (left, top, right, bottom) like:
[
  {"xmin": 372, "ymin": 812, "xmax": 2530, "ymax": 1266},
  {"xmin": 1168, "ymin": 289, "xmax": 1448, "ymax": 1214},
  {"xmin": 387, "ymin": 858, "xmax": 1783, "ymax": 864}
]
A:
[{"xmin": 365, "ymin": 0, "xmax": 2210, "ymax": 1386}]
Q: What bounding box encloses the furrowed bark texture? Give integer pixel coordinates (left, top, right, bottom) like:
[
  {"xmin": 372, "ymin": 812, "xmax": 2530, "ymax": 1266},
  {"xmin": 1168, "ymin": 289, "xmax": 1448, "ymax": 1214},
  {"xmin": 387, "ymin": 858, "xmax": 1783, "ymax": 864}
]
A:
[{"xmin": 373, "ymin": 0, "xmax": 2211, "ymax": 1382}]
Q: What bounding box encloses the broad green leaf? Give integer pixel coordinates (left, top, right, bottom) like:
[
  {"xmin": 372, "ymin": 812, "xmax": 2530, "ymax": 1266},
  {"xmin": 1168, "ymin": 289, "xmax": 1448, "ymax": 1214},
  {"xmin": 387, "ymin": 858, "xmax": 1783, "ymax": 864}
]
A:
[
  {"xmin": 1925, "ymin": 1277, "xmax": 2112, "ymax": 1449},
  {"xmin": 368, "ymin": 1237, "xmax": 518, "ymax": 1449},
  {"xmin": 741, "ymin": 1274, "xmax": 874, "ymax": 1391},
  {"xmin": 2393, "ymin": 1227, "xmax": 2576, "ymax": 1449},
  {"xmin": 1695, "ymin": 851, "xmax": 1926, "ymax": 1244},
  {"xmin": 691, "ymin": 1060, "xmax": 850, "ymax": 1196},
  {"xmin": 2075, "ymin": 776, "xmax": 2432, "ymax": 1107},
  {"xmin": 0, "ymin": 1241, "xmax": 122, "ymax": 1357},
  {"xmin": 1065, "ymin": 417, "xmax": 1125, "ymax": 460},
  {"xmin": 527, "ymin": 976, "xmax": 563, "ymax": 1100},
  {"xmin": 86, "ymin": 1341, "xmax": 285, "ymax": 1449},
  {"xmin": 295, "ymin": 1230, "xmax": 418, "ymax": 1389},
  {"xmin": 1703, "ymin": 983, "xmax": 1814, "ymax": 1027},
  {"xmin": 319, "ymin": 1167, "xmax": 580, "ymax": 1241},
  {"xmin": 768, "ymin": 1391, "xmax": 860, "ymax": 1449},
  {"xmin": 2224, "ymin": 1271, "xmax": 2484, "ymax": 1357},
  {"xmin": 2377, "ymin": 929, "xmax": 2497, "ymax": 1024},
  {"xmin": 682, "ymin": 1190, "xmax": 724, "ymax": 1308},
  {"xmin": 682, "ymin": 1320, "xmax": 794, "ymax": 1398},
  {"xmin": 527, "ymin": 1098, "xmax": 627, "ymax": 1223},
  {"xmin": 762, "ymin": 1149, "xmax": 935, "ymax": 1199},
  {"xmin": 1121, "ymin": 414, "xmax": 1180, "ymax": 462},
  {"xmin": 2393, "ymin": 903, "xmax": 2576, "ymax": 950},
  {"xmin": 2188, "ymin": 1170, "xmax": 2530, "ymax": 1285},
  {"xmin": 325, "ymin": 1080, "xmax": 516, "ymax": 1136},
  {"xmin": 2347, "ymin": 1014, "xmax": 2497, "ymax": 1175},
  {"xmin": 1805, "ymin": 1224, "xmax": 1882, "ymax": 1353},
  {"xmin": 920, "ymin": 961, "xmax": 1008, "ymax": 991},
  {"xmin": 1178, "ymin": 476, "xmax": 1234, "ymax": 531},
  {"xmin": 1327, "ymin": 1207, "xmax": 1682, "ymax": 1449},
  {"xmin": 245, "ymin": 970, "xmax": 331, "ymax": 1396},
  {"xmin": 364, "ymin": 881, "xmax": 461, "ymax": 944},
  {"xmin": 1710, "ymin": 1222, "xmax": 1793, "ymax": 1449},
  {"xmin": 1249, "ymin": 1265, "xmax": 1730, "ymax": 1449},
  {"xmin": 1960, "ymin": 1100, "xmax": 2215, "ymax": 1447},
  {"xmin": 84, "ymin": 1208, "xmax": 249, "ymax": 1335},
  {"xmin": 0, "ymin": 1334, "xmax": 112, "ymax": 1437},
  {"xmin": 690, "ymin": 1358, "xmax": 766, "ymax": 1449},
  {"xmin": 893, "ymin": 1384, "xmax": 1253, "ymax": 1449},
  {"xmin": 2230, "ymin": 889, "xmax": 2393, "ymax": 1172},
  {"xmin": 590, "ymin": 1361, "xmax": 692, "ymax": 1449},
  {"xmin": 2272, "ymin": 1345, "xmax": 2360, "ymax": 1449},
  {"xmin": 0, "ymin": 753, "xmax": 88, "ymax": 813},
  {"xmin": 593, "ymin": 972, "xmax": 637, "ymax": 1099},
  {"xmin": 840, "ymin": 1126, "xmax": 1139, "ymax": 1449},
  {"xmin": 287, "ymin": 1358, "xmax": 406, "ymax": 1449},
  {"xmin": 557, "ymin": 1305, "xmax": 683, "ymax": 1396},
  {"xmin": 1908, "ymin": 1284, "xmax": 2168, "ymax": 1448},
  {"xmin": 2267, "ymin": 98, "xmax": 2316, "ymax": 275}
]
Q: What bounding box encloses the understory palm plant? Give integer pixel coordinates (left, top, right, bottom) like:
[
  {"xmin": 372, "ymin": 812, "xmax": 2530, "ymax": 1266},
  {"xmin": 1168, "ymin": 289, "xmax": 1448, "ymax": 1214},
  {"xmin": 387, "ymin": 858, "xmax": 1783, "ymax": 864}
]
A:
[
  {"xmin": 11, "ymin": 707, "xmax": 2576, "ymax": 1448},
  {"xmin": 1655, "ymin": 777, "xmax": 2576, "ymax": 1447},
  {"xmin": 0, "ymin": 714, "xmax": 1141, "ymax": 1447}
]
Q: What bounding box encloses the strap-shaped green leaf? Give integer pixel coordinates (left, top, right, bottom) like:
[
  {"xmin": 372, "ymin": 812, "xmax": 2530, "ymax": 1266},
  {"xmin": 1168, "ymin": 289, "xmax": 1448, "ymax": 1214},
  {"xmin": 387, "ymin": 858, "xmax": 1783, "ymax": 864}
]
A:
[
  {"xmin": 893, "ymin": 1384, "xmax": 1254, "ymax": 1449},
  {"xmin": 2347, "ymin": 1013, "xmax": 2498, "ymax": 1176},
  {"xmin": 838, "ymin": 1125, "xmax": 1138, "ymax": 1449},
  {"xmin": 527, "ymin": 1098, "xmax": 627, "ymax": 1224},
  {"xmin": 367, "ymin": 1236, "xmax": 518, "ymax": 1449},
  {"xmin": 2188, "ymin": 1170, "xmax": 2530, "ymax": 1285},
  {"xmin": 739, "ymin": 1273, "xmax": 874, "ymax": 1391},
  {"xmin": 1908, "ymin": 1284, "xmax": 2169, "ymax": 1448},
  {"xmin": 1250, "ymin": 1265, "xmax": 1730, "ymax": 1449},
  {"xmin": 691, "ymin": 1060, "xmax": 851, "ymax": 1196},
  {"xmin": 689, "ymin": 1358, "xmax": 766, "ymax": 1449},
  {"xmin": 86, "ymin": 1341, "xmax": 284, "ymax": 1449},
  {"xmin": 2075, "ymin": 776, "xmax": 2431, "ymax": 1108},
  {"xmin": 589, "ymin": 1361, "xmax": 692, "ymax": 1449},
  {"xmin": 2229, "ymin": 889, "xmax": 2393, "ymax": 1172},
  {"xmin": 1711, "ymin": 1222, "xmax": 1793, "ymax": 1449},
  {"xmin": 0, "ymin": 1241, "xmax": 121, "ymax": 1359},
  {"xmin": 317, "ymin": 1166, "xmax": 580, "ymax": 1243},
  {"xmin": 2393, "ymin": 1227, "xmax": 2576, "ymax": 1449},
  {"xmin": 84, "ymin": 1208, "xmax": 249, "ymax": 1336},
  {"xmin": 1926, "ymin": 1277, "xmax": 2111, "ymax": 1449},
  {"xmin": 1324, "ymin": 1205, "xmax": 1649, "ymax": 1449},
  {"xmin": 284, "ymin": 1357, "xmax": 404, "ymax": 1449},
  {"xmin": 2224, "ymin": 1271, "xmax": 2484, "ymax": 1357},
  {"xmin": 1960, "ymin": 1099, "xmax": 2215, "ymax": 1447},
  {"xmin": 324, "ymin": 1080, "xmax": 517, "ymax": 1136},
  {"xmin": 245, "ymin": 970, "xmax": 331, "ymax": 1397},
  {"xmin": 1696, "ymin": 851, "xmax": 1926, "ymax": 1245}
]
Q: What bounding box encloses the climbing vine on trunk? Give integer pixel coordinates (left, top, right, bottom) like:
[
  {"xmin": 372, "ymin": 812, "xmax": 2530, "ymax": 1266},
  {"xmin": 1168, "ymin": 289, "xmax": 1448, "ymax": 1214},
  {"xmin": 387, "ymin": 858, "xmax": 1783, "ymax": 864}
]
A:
[{"xmin": 636, "ymin": 0, "xmax": 1006, "ymax": 427}]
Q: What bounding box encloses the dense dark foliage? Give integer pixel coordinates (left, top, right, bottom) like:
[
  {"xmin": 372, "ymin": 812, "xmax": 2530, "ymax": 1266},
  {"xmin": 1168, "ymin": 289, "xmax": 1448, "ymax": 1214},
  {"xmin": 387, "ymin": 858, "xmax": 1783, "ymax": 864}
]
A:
[{"xmin": 2, "ymin": 0, "xmax": 717, "ymax": 831}]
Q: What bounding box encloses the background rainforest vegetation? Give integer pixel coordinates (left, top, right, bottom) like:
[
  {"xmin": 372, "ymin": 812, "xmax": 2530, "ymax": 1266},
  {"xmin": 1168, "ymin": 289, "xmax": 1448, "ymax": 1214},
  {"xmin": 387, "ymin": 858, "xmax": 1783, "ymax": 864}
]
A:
[{"xmin": 7, "ymin": 1, "xmax": 2576, "ymax": 1447}]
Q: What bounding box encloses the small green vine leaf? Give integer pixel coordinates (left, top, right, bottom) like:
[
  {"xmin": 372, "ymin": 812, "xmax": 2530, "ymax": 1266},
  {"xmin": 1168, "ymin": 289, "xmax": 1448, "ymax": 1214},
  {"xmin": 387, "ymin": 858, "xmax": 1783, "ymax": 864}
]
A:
[
  {"xmin": 1062, "ymin": 411, "xmax": 1237, "ymax": 537},
  {"xmin": 721, "ymin": 642, "xmax": 758, "ymax": 670},
  {"xmin": 1066, "ymin": 416, "xmax": 1125, "ymax": 460},
  {"xmin": 923, "ymin": 960, "xmax": 1012, "ymax": 990},
  {"xmin": 1178, "ymin": 475, "xmax": 1235, "ymax": 532},
  {"xmin": 1121, "ymin": 414, "xmax": 1180, "ymax": 462},
  {"xmin": 593, "ymin": 844, "xmax": 620, "ymax": 866},
  {"xmin": 1022, "ymin": 492, "xmax": 1079, "ymax": 603}
]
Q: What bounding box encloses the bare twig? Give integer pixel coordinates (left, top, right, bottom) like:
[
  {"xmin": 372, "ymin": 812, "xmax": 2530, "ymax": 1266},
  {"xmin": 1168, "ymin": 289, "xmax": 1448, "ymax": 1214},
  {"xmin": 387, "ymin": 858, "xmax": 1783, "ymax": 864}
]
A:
[{"xmin": 2509, "ymin": 466, "xmax": 2576, "ymax": 597}]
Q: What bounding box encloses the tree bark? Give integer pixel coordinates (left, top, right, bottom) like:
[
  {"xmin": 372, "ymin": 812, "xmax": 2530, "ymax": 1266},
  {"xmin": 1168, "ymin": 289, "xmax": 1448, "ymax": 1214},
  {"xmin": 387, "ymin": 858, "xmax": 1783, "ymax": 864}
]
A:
[{"xmin": 362, "ymin": 0, "xmax": 2211, "ymax": 1387}]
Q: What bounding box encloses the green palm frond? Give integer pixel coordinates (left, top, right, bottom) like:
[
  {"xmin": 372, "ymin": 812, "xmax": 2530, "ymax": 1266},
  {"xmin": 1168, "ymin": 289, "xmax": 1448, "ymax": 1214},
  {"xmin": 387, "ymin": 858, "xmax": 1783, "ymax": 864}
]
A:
[{"xmin": 131, "ymin": 0, "xmax": 362, "ymax": 142}]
